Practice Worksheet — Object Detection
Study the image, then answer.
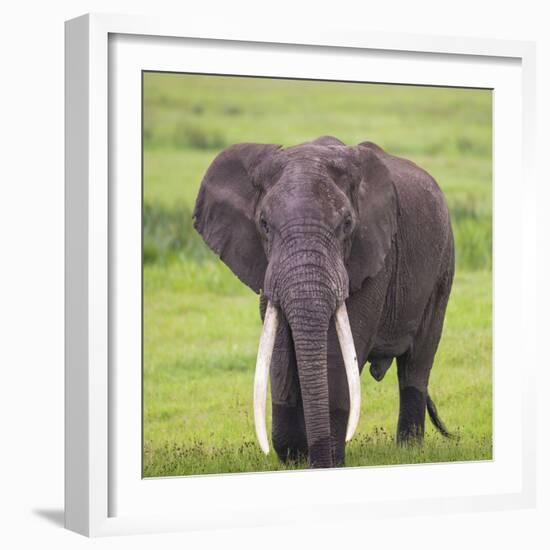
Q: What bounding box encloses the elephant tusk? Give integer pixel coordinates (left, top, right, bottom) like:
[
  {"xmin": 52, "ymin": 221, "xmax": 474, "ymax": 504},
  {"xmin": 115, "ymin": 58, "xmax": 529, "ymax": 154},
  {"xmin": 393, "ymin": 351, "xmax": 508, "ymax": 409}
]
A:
[
  {"xmin": 253, "ymin": 301, "xmax": 279, "ymax": 454},
  {"xmin": 335, "ymin": 303, "xmax": 361, "ymax": 442}
]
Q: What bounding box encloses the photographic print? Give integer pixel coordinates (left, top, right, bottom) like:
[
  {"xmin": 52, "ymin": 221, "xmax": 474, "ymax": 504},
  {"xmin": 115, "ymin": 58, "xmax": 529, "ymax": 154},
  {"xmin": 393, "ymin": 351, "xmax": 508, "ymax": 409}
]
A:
[{"xmin": 142, "ymin": 73, "xmax": 492, "ymax": 477}]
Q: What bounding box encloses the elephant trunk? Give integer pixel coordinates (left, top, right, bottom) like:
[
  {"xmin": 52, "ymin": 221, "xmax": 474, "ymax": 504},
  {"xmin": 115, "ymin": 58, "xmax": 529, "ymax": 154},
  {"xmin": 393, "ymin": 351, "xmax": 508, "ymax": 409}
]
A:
[
  {"xmin": 275, "ymin": 224, "xmax": 343, "ymax": 467},
  {"xmin": 285, "ymin": 298, "xmax": 333, "ymax": 467}
]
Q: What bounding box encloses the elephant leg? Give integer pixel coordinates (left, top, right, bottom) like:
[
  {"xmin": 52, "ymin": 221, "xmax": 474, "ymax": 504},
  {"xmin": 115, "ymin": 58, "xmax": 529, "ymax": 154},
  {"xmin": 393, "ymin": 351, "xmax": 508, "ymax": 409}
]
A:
[
  {"xmin": 260, "ymin": 294, "xmax": 307, "ymax": 463},
  {"xmin": 395, "ymin": 369, "xmax": 428, "ymax": 443},
  {"xmin": 269, "ymin": 317, "xmax": 308, "ymax": 463},
  {"xmin": 324, "ymin": 286, "xmax": 386, "ymax": 466},
  {"xmin": 395, "ymin": 274, "xmax": 452, "ymax": 444},
  {"xmin": 326, "ymin": 318, "xmax": 363, "ymax": 467},
  {"xmin": 271, "ymin": 402, "xmax": 308, "ymax": 463},
  {"xmin": 327, "ymin": 355, "xmax": 349, "ymax": 467}
]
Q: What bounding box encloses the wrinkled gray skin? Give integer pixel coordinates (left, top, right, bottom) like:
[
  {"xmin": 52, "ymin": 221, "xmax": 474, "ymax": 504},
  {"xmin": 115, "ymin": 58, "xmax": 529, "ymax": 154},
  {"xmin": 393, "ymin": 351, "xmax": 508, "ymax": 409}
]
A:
[{"xmin": 193, "ymin": 136, "xmax": 454, "ymax": 468}]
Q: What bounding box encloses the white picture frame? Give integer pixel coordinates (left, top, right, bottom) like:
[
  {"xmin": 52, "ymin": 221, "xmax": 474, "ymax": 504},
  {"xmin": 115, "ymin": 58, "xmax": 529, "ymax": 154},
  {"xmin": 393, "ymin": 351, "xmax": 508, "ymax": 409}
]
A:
[{"xmin": 65, "ymin": 12, "xmax": 537, "ymax": 537}]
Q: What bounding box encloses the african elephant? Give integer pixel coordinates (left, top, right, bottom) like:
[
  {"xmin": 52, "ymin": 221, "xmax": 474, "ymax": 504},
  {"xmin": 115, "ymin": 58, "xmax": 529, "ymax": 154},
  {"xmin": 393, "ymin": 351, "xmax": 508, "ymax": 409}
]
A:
[{"xmin": 193, "ymin": 136, "xmax": 454, "ymax": 469}]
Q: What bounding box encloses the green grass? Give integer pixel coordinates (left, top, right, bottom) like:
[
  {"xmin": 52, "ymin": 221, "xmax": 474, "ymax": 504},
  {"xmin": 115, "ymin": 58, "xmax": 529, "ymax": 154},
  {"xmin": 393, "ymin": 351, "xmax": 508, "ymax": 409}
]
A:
[
  {"xmin": 142, "ymin": 73, "xmax": 492, "ymax": 477},
  {"xmin": 143, "ymin": 267, "xmax": 492, "ymax": 477}
]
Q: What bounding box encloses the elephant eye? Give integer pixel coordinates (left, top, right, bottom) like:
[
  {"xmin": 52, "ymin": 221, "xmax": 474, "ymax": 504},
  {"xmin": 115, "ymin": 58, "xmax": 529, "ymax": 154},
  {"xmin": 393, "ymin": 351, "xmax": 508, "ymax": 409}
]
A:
[
  {"xmin": 343, "ymin": 216, "xmax": 353, "ymax": 235},
  {"xmin": 260, "ymin": 215, "xmax": 269, "ymax": 235}
]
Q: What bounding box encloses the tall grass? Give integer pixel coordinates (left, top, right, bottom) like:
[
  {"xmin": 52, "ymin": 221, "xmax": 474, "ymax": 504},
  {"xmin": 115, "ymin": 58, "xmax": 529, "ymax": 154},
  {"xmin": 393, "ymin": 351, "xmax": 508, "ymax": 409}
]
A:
[
  {"xmin": 451, "ymin": 200, "xmax": 492, "ymax": 271},
  {"xmin": 143, "ymin": 201, "xmax": 213, "ymax": 264},
  {"xmin": 143, "ymin": 200, "xmax": 492, "ymax": 270}
]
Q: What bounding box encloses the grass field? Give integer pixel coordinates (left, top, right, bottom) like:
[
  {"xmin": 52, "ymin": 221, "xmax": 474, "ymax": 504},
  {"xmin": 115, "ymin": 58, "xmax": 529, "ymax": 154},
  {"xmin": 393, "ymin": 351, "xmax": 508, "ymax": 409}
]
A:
[{"xmin": 142, "ymin": 73, "xmax": 492, "ymax": 477}]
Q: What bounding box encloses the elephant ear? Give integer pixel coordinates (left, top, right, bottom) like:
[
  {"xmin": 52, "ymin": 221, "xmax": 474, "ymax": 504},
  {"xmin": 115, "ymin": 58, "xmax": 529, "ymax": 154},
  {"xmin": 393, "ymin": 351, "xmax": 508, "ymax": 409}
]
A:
[
  {"xmin": 193, "ymin": 143, "xmax": 281, "ymax": 293},
  {"xmin": 346, "ymin": 142, "xmax": 398, "ymax": 293}
]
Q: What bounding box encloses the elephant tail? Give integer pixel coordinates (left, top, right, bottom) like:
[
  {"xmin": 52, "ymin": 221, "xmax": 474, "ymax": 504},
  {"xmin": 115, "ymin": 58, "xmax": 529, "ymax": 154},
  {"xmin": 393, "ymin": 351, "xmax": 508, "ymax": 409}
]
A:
[{"xmin": 427, "ymin": 393, "xmax": 454, "ymax": 439}]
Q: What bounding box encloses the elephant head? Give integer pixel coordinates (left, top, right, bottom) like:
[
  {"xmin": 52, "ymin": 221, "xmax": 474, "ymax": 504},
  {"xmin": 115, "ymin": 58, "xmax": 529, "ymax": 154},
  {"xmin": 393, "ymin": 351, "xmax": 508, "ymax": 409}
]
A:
[{"xmin": 193, "ymin": 136, "xmax": 397, "ymax": 468}]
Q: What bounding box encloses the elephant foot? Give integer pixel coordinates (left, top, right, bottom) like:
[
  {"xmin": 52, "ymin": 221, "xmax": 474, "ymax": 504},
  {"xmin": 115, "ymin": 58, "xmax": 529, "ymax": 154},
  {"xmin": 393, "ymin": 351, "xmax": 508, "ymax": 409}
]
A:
[
  {"xmin": 275, "ymin": 446, "xmax": 308, "ymax": 464},
  {"xmin": 272, "ymin": 403, "xmax": 308, "ymax": 465},
  {"xmin": 396, "ymin": 386, "xmax": 426, "ymax": 445},
  {"xmin": 330, "ymin": 408, "xmax": 348, "ymax": 466},
  {"xmin": 274, "ymin": 442, "xmax": 308, "ymax": 465},
  {"xmin": 271, "ymin": 404, "xmax": 351, "ymax": 468}
]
